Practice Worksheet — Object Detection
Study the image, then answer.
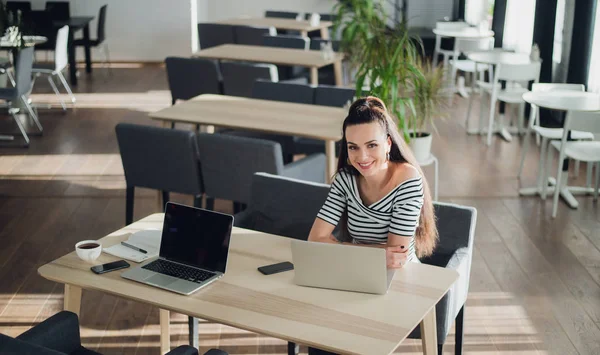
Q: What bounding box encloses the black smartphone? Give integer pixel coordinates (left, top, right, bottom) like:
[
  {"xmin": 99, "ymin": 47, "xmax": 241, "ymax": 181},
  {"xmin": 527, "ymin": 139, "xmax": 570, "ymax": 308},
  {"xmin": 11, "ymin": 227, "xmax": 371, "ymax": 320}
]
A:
[
  {"xmin": 91, "ymin": 260, "xmax": 130, "ymax": 274},
  {"xmin": 257, "ymin": 261, "xmax": 294, "ymax": 275}
]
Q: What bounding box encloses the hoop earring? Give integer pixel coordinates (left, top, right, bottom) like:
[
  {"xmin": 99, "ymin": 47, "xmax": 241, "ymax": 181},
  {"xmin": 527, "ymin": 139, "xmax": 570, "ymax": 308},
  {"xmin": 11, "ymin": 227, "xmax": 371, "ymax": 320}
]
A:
[
  {"xmin": 346, "ymin": 158, "xmax": 351, "ymax": 165},
  {"xmin": 386, "ymin": 152, "xmax": 390, "ymax": 161}
]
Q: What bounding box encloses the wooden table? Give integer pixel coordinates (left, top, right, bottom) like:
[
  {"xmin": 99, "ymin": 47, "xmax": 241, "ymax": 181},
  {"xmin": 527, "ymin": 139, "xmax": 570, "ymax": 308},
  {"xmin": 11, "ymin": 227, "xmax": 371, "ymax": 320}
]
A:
[
  {"xmin": 193, "ymin": 44, "xmax": 344, "ymax": 86},
  {"xmin": 38, "ymin": 213, "xmax": 459, "ymax": 355},
  {"xmin": 149, "ymin": 94, "xmax": 345, "ymax": 182},
  {"xmin": 217, "ymin": 16, "xmax": 333, "ymax": 39}
]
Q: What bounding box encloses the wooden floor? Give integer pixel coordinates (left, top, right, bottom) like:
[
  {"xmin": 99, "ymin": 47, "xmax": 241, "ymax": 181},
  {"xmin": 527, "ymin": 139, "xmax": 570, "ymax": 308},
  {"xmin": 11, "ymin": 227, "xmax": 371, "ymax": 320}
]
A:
[{"xmin": 1, "ymin": 65, "xmax": 599, "ymax": 355}]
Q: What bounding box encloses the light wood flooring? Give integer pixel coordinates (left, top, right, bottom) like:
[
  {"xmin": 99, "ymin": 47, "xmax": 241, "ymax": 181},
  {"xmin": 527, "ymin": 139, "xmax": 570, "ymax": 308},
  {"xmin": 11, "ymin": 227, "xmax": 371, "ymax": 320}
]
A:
[{"xmin": 0, "ymin": 64, "xmax": 599, "ymax": 354}]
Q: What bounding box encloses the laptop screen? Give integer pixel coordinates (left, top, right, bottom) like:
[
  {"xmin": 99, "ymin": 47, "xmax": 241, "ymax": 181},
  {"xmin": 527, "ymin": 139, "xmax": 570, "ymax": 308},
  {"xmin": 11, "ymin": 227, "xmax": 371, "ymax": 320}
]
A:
[{"xmin": 160, "ymin": 203, "xmax": 233, "ymax": 273}]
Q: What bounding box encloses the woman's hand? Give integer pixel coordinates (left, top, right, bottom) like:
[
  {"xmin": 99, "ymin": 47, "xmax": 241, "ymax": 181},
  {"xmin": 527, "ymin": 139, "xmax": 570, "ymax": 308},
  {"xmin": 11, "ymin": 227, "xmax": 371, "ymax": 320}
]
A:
[{"xmin": 385, "ymin": 245, "xmax": 408, "ymax": 269}]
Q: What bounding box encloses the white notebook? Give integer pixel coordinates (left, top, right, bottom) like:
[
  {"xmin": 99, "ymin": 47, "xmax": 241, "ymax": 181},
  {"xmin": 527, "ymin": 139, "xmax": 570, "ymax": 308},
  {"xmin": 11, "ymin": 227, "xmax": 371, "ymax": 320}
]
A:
[{"xmin": 104, "ymin": 229, "xmax": 161, "ymax": 263}]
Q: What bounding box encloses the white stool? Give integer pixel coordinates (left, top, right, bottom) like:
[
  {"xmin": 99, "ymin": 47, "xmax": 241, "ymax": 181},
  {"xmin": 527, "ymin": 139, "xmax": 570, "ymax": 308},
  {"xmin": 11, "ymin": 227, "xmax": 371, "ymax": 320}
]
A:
[{"xmin": 418, "ymin": 154, "xmax": 438, "ymax": 201}]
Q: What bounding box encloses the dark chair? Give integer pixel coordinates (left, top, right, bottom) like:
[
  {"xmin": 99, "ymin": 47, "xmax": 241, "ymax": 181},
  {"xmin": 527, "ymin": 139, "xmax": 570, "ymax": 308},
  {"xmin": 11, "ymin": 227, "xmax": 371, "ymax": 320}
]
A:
[
  {"xmin": 0, "ymin": 47, "xmax": 42, "ymax": 147},
  {"xmin": 220, "ymin": 61, "xmax": 278, "ymax": 98},
  {"xmin": 197, "ymin": 23, "xmax": 235, "ymax": 49},
  {"xmin": 233, "ymin": 25, "xmax": 275, "ymax": 46},
  {"xmin": 304, "ymin": 13, "xmax": 336, "ymax": 39},
  {"xmin": 407, "ymin": 202, "xmax": 477, "ymax": 355},
  {"xmin": 30, "ymin": 10, "xmax": 57, "ymax": 51},
  {"xmin": 0, "ymin": 311, "xmax": 207, "ymax": 355},
  {"xmin": 265, "ymin": 10, "xmax": 299, "ymax": 19},
  {"xmin": 74, "ymin": 5, "xmax": 110, "ymax": 67},
  {"xmin": 6, "ymin": 1, "xmax": 32, "ymax": 19},
  {"xmin": 309, "ymin": 38, "xmax": 340, "ymax": 52},
  {"xmin": 114, "ymin": 123, "xmax": 205, "ymax": 226},
  {"xmin": 45, "ymin": 1, "xmax": 70, "ymax": 21},
  {"xmin": 165, "ymin": 57, "xmax": 221, "ymax": 105},
  {"xmin": 263, "ymin": 34, "xmax": 309, "ymax": 80},
  {"xmin": 309, "ymin": 38, "xmax": 341, "ymax": 86},
  {"xmin": 196, "ymin": 133, "xmax": 326, "ymax": 211},
  {"xmin": 294, "ymin": 85, "xmax": 355, "ymax": 157},
  {"xmin": 234, "ymin": 172, "xmax": 332, "ymax": 355}
]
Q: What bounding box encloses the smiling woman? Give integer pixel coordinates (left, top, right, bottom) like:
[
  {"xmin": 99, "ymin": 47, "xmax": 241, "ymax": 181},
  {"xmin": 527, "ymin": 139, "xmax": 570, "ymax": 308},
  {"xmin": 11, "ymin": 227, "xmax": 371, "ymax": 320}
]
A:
[{"xmin": 308, "ymin": 96, "xmax": 438, "ymax": 269}]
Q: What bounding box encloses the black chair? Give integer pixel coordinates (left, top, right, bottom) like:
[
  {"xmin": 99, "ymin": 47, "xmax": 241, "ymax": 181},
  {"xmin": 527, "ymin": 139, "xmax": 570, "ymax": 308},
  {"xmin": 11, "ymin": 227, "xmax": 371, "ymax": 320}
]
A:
[
  {"xmin": 304, "ymin": 13, "xmax": 336, "ymax": 38},
  {"xmin": 309, "ymin": 38, "xmax": 340, "ymax": 52},
  {"xmin": 265, "ymin": 10, "xmax": 298, "ymax": 19},
  {"xmin": 253, "ymin": 79, "xmax": 314, "ymax": 104},
  {"xmin": 309, "ymin": 38, "xmax": 341, "ymax": 85},
  {"xmin": 6, "ymin": 1, "xmax": 32, "ymax": 20},
  {"xmin": 114, "ymin": 123, "xmax": 205, "ymax": 225},
  {"xmin": 0, "ymin": 311, "xmax": 209, "ymax": 355},
  {"xmin": 293, "ymin": 85, "xmax": 354, "ymax": 157},
  {"xmin": 263, "ymin": 34, "xmax": 309, "ymax": 80},
  {"xmin": 30, "ymin": 10, "xmax": 57, "ymax": 51},
  {"xmin": 165, "ymin": 57, "xmax": 221, "ymax": 105},
  {"xmin": 196, "ymin": 133, "xmax": 326, "ymax": 212},
  {"xmin": 406, "ymin": 202, "xmax": 477, "ymax": 355},
  {"xmin": 74, "ymin": 5, "xmax": 110, "ymax": 68},
  {"xmin": 0, "ymin": 47, "xmax": 42, "ymax": 147},
  {"xmin": 197, "ymin": 23, "xmax": 235, "ymax": 49},
  {"xmin": 220, "ymin": 61, "xmax": 278, "ymax": 98},
  {"xmin": 233, "ymin": 25, "xmax": 275, "ymax": 46},
  {"xmin": 45, "ymin": 1, "xmax": 70, "ymax": 21}
]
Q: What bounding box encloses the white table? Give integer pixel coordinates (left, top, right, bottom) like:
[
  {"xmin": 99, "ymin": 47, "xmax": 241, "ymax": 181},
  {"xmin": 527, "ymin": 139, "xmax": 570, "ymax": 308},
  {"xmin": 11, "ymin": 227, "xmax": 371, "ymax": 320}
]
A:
[
  {"xmin": 465, "ymin": 51, "xmax": 533, "ymax": 139},
  {"xmin": 521, "ymin": 90, "xmax": 600, "ymax": 208}
]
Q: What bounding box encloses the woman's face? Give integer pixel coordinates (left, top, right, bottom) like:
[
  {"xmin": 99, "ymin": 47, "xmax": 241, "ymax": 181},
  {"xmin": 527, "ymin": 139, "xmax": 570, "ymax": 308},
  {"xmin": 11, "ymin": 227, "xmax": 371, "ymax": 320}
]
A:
[{"xmin": 345, "ymin": 122, "xmax": 392, "ymax": 178}]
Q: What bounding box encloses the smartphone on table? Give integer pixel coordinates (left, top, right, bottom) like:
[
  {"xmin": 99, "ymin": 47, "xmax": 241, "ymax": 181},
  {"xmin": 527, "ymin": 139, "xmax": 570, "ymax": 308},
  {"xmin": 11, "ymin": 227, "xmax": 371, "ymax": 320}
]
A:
[
  {"xmin": 91, "ymin": 260, "xmax": 130, "ymax": 274},
  {"xmin": 257, "ymin": 261, "xmax": 294, "ymax": 275}
]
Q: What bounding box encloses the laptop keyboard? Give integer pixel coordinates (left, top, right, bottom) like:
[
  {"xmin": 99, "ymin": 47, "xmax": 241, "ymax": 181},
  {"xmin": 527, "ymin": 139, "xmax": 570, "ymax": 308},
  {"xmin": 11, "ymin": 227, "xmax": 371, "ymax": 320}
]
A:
[{"xmin": 142, "ymin": 259, "xmax": 216, "ymax": 284}]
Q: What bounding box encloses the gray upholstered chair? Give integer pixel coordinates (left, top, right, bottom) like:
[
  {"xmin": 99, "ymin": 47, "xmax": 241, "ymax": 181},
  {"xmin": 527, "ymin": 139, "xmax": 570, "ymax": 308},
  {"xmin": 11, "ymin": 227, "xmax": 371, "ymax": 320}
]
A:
[
  {"xmin": 253, "ymin": 79, "xmax": 314, "ymax": 104},
  {"xmin": 234, "ymin": 172, "xmax": 331, "ymax": 355},
  {"xmin": 115, "ymin": 123, "xmax": 204, "ymax": 225},
  {"xmin": 220, "ymin": 61, "xmax": 278, "ymax": 97},
  {"xmin": 407, "ymin": 201, "xmax": 477, "ymax": 355},
  {"xmin": 0, "ymin": 311, "xmax": 208, "ymax": 355},
  {"xmin": 294, "ymin": 85, "xmax": 355, "ymax": 157},
  {"xmin": 265, "ymin": 10, "xmax": 298, "ymax": 19},
  {"xmin": 233, "ymin": 25, "xmax": 276, "ymax": 46},
  {"xmin": 197, "ymin": 23, "xmax": 235, "ymax": 49},
  {"xmin": 196, "ymin": 133, "xmax": 326, "ymax": 212},
  {"xmin": 263, "ymin": 34, "xmax": 309, "ymax": 80},
  {"xmin": 0, "ymin": 47, "xmax": 41, "ymax": 147},
  {"xmin": 165, "ymin": 57, "xmax": 221, "ymax": 105}
]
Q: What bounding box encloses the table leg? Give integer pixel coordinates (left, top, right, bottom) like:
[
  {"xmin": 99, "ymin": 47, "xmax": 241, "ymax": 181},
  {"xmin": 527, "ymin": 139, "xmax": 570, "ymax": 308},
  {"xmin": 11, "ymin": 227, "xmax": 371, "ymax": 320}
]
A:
[
  {"xmin": 420, "ymin": 306, "xmax": 437, "ymax": 355},
  {"xmin": 320, "ymin": 27, "xmax": 330, "ymax": 40},
  {"xmin": 310, "ymin": 67, "xmax": 318, "ymax": 86},
  {"xmin": 67, "ymin": 27, "xmax": 77, "ymax": 86},
  {"xmin": 64, "ymin": 284, "xmax": 82, "ymax": 316},
  {"xmin": 432, "ymin": 35, "xmax": 441, "ymax": 67},
  {"xmin": 333, "ymin": 60, "xmax": 343, "ymax": 86},
  {"xmin": 159, "ymin": 309, "xmax": 171, "ymax": 354},
  {"xmin": 83, "ymin": 24, "xmax": 92, "ymax": 74},
  {"xmin": 325, "ymin": 140, "xmax": 336, "ymax": 183}
]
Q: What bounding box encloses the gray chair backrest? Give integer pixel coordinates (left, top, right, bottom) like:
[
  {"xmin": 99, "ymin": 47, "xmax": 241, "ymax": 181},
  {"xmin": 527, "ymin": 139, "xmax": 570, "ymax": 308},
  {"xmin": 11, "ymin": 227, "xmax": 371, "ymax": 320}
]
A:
[
  {"xmin": 197, "ymin": 23, "xmax": 235, "ymax": 49},
  {"xmin": 430, "ymin": 202, "xmax": 476, "ymax": 258},
  {"xmin": 96, "ymin": 4, "xmax": 107, "ymax": 43},
  {"xmin": 304, "ymin": 13, "xmax": 334, "ymax": 22},
  {"xmin": 236, "ymin": 172, "xmax": 331, "ymax": 240},
  {"xmin": 309, "ymin": 38, "xmax": 340, "ymax": 51},
  {"xmin": 234, "ymin": 25, "xmax": 275, "ymax": 46},
  {"xmin": 265, "ymin": 10, "xmax": 298, "ymax": 19},
  {"xmin": 16, "ymin": 47, "xmax": 34, "ymax": 97},
  {"xmin": 314, "ymin": 85, "xmax": 355, "ymax": 107},
  {"xmin": 263, "ymin": 34, "xmax": 309, "ymax": 49},
  {"xmin": 253, "ymin": 79, "xmax": 314, "ymax": 104},
  {"xmin": 115, "ymin": 123, "xmax": 203, "ymax": 195},
  {"xmin": 196, "ymin": 133, "xmax": 285, "ymax": 204},
  {"xmin": 220, "ymin": 61, "xmax": 278, "ymax": 97},
  {"xmin": 165, "ymin": 57, "xmax": 221, "ymax": 104}
]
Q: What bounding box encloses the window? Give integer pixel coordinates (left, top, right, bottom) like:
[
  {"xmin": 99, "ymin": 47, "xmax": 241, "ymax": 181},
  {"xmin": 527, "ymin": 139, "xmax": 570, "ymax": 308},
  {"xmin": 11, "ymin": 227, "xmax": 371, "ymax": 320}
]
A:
[{"xmin": 502, "ymin": 0, "xmax": 537, "ymax": 53}]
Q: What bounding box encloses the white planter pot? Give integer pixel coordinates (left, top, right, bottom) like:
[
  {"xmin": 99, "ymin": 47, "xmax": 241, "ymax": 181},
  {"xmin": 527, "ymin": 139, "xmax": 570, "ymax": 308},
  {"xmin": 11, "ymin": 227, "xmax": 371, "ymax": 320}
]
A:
[{"xmin": 408, "ymin": 132, "xmax": 432, "ymax": 163}]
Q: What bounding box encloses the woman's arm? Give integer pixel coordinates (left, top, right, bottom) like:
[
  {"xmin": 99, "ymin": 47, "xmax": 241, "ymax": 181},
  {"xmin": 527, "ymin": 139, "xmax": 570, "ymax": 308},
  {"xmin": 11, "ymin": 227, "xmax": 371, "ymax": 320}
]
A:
[{"xmin": 307, "ymin": 218, "xmax": 338, "ymax": 243}]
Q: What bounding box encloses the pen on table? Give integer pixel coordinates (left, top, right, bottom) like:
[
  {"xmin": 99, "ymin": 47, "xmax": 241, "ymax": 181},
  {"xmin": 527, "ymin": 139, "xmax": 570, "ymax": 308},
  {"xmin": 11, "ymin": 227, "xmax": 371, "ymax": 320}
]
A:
[{"xmin": 121, "ymin": 241, "xmax": 147, "ymax": 254}]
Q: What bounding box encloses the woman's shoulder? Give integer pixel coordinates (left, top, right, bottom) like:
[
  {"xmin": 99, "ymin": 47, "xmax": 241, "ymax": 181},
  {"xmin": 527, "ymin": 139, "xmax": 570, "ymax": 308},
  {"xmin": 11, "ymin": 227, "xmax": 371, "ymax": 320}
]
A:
[{"xmin": 390, "ymin": 163, "xmax": 422, "ymax": 188}]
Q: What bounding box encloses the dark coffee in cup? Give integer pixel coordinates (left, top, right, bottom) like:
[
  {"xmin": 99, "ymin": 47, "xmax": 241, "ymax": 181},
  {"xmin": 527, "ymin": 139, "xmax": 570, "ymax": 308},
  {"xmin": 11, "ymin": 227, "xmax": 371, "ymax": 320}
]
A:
[{"xmin": 78, "ymin": 243, "xmax": 100, "ymax": 249}]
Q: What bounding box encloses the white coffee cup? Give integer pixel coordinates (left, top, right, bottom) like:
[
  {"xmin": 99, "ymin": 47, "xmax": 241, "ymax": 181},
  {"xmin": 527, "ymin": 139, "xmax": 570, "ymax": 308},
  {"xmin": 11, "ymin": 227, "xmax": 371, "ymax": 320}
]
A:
[
  {"xmin": 75, "ymin": 240, "xmax": 102, "ymax": 262},
  {"xmin": 310, "ymin": 13, "xmax": 321, "ymax": 26}
]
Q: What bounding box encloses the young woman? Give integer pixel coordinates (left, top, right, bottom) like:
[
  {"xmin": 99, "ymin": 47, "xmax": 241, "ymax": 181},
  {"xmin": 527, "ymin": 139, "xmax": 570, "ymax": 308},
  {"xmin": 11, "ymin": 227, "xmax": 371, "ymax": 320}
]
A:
[{"xmin": 308, "ymin": 96, "xmax": 438, "ymax": 268}]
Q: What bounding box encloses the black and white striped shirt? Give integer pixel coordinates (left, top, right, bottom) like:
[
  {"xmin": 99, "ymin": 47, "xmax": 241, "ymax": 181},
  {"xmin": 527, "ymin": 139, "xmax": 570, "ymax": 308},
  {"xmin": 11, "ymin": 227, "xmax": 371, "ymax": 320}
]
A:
[{"xmin": 317, "ymin": 170, "xmax": 424, "ymax": 262}]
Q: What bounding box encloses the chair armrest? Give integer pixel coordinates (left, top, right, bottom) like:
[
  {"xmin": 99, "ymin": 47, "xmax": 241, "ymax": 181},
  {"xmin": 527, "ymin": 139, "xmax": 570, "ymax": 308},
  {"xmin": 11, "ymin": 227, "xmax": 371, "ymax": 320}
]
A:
[
  {"xmin": 0, "ymin": 333, "xmax": 65, "ymax": 355},
  {"xmin": 16, "ymin": 311, "xmax": 82, "ymax": 354},
  {"xmin": 282, "ymin": 153, "xmax": 326, "ymax": 183},
  {"xmin": 233, "ymin": 209, "xmax": 253, "ymax": 229},
  {"xmin": 166, "ymin": 345, "xmax": 200, "ymax": 355}
]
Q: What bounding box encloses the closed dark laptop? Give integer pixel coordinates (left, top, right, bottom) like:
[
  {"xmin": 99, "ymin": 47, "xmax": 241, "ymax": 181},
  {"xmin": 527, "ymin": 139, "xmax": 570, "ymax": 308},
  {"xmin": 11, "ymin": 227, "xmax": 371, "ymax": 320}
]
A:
[{"xmin": 121, "ymin": 202, "xmax": 233, "ymax": 295}]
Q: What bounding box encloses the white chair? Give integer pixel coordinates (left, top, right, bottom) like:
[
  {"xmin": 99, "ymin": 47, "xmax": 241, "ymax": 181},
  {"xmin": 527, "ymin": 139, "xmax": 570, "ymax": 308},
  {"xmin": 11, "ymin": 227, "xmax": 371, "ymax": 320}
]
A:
[
  {"xmin": 550, "ymin": 111, "xmax": 600, "ymax": 218},
  {"xmin": 517, "ymin": 83, "xmax": 594, "ymax": 198},
  {"xmin": 433, "ymin": 21, "xmax": 469, "ymax": 69},
  {"xmin": 448, "ymin": 37, "xmax": 493, "ymax": 105},
  {"xmin": 483, "ymin": 61, "xmax": 541, "ymax": 145},
  {"xmin": 419, "ymin": 154, "xmax": 439, "ymax": 201},
  {"xmin": 31, "ymin": 25, "xmax": 76, "ymax": 110}
]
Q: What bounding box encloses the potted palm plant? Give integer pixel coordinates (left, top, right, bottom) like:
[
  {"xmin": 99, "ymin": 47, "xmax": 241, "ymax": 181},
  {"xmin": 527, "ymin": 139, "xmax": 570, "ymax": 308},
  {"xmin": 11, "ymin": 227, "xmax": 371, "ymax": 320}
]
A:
[{"xmin": 406, "ymin": 58, "xmax": 447, "ymax": 162}]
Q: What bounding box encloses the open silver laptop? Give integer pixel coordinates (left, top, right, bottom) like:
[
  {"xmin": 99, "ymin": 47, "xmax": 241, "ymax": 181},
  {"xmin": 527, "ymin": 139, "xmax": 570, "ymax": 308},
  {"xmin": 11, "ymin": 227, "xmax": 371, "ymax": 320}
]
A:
[
  {"xmin": 291, "ymin": 240, "xmax": 395, "ymax": 295},
  {"xmin": 121, "ymin": 202, "xmax": 233, "ymax": 295}
]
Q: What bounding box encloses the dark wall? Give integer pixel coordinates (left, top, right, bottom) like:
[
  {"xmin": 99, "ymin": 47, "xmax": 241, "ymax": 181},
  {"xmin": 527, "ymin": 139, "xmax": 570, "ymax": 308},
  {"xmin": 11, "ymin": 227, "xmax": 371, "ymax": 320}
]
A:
[{"xmin": 567, "ymin": 0, "xmax": 597, "ymax": 88}]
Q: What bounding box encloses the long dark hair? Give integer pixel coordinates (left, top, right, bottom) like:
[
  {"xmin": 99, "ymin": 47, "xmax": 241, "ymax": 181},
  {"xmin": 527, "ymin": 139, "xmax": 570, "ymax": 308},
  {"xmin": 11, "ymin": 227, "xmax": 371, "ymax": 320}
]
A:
[{"xmin": 336, "ymin": 96, "xmax": 438, "ymax": 258}]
